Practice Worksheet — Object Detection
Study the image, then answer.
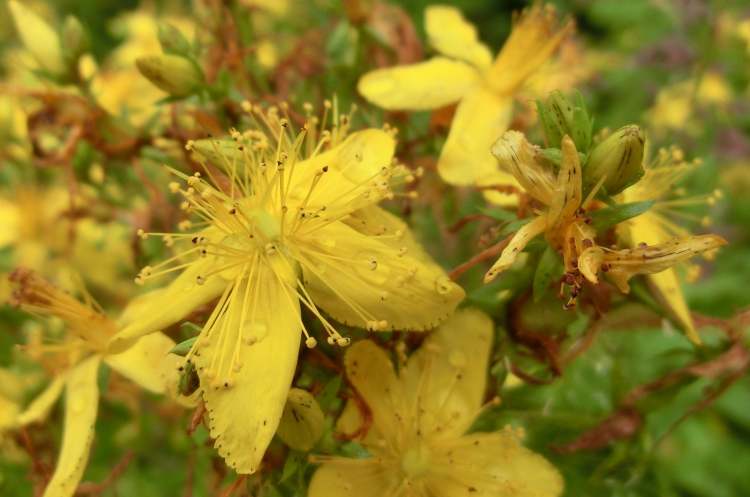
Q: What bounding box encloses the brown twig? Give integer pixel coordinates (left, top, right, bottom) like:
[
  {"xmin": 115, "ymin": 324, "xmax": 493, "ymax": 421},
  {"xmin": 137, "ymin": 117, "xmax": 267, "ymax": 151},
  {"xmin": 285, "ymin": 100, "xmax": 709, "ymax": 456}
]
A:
[
  {"xmin": 75, "ymin": 451, "xmax": 134, "ymax": 495},
  {"xmin": 448, "ymin": 235, "xmax": 512, "ymax": 281}
]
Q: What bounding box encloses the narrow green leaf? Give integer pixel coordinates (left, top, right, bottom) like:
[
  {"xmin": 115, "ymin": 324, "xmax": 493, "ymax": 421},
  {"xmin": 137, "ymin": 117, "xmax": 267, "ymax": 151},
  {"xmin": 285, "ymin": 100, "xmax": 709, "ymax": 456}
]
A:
[
  {"xmin": 170, "ymin": 336, "xmax": 198, "ymax": 356},
  {"xmin": 590, "ymin": 200, "xmax": 654, "ymax": 232}
]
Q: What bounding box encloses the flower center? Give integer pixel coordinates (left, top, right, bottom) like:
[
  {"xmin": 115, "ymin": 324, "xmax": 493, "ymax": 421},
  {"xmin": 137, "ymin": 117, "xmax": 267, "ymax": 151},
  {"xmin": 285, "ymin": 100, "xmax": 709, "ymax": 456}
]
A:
[{"xmin": 401, "ymin": 443, "xmax": 431, "ymax": 480}]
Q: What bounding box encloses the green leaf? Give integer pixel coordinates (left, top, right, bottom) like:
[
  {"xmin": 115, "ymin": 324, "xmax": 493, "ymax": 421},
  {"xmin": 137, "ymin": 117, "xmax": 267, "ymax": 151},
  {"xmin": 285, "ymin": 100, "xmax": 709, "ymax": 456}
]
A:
[
  {"xmin": 170, "ymin": 336, "xmax": 198, "ymax": 356},
  {"xmin": 590, "ymin": 200, "xmax": 654, "ymax": 232},
  {"xmin": 533, "ymin": 246, "xmax": 563, "ymax": 302}
]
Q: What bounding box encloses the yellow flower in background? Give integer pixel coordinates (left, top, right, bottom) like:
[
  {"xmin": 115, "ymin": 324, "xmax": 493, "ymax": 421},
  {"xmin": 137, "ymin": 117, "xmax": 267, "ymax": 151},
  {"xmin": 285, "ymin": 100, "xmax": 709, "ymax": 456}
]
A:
[
  {"xmin": 614, "ymin": 147, "xmax": 724, "ymax": 343},
  {"xmin": 90, "ymin": 9, "xmax": 195, "ymax": 126},
  {"xmin": 0, "ymin": 186, "xmax": 134, "ymax": 295},
  {"xmin": 109, "ymin": 102, "xmax": 464, "ymax": 474},
  {"xmin": 7, "ymin": 1, "xmax": 65, "ymax": 76},
  {"xmin": 0, "ymin": 94, "xmax": 32, "ymax": 162},
  {"xmin": 8, "ymin": 269, "xmax": 179, "ymax": 497},
  {"xmin": 309, "ymin": 308, "xmax": 563, "ymax": 497},
  {"xmin": 646, "ymin": 71, "xmax": 732, "ymax": 136},
  {"xmin": 358, "ymin": 4, "xmax": 572, "ymax": 203}
]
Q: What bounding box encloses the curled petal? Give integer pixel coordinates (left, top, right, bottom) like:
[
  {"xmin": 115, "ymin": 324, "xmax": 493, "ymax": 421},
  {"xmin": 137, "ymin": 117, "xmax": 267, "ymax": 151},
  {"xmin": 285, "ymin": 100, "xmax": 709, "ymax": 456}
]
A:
[
  {"xmin": 491, "ymin": 131, "xmax": 556, "ymax": 205},
  {"xmin": 584, "ymin": 235, "xmax": 727, "ymax": 293},
  {"xmin": 485, "ymin": 216, "xmax": 547, "ymax": 283}
]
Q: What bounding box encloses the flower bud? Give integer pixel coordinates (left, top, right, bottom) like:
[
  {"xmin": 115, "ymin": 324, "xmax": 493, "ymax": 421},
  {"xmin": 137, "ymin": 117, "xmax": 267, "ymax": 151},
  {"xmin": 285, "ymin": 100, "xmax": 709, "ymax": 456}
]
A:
[
  {"xmin": 62, "ymin": 15, "xmax": 88, "ymax": 65},
  {"xmin": 8, "ymin": 1, "xmax": 65, "ymax": 76},
  {"xmin": 158, "ymin": 23, "xmax": 192, "ymax": 56},
  {"xmin": 583, "ymin": 125, "xmax": 646, "ymax": 196},
  {"xmin": 276, "ymin": 388, "xmax": 325, "ymax": 452},
  {"xmin": 136, "ymin": 54, "xmax": 203, "ymax": 97},
  {"xmin": 537, "ymin": 90, "xmax": 592, "ymax": 151}
]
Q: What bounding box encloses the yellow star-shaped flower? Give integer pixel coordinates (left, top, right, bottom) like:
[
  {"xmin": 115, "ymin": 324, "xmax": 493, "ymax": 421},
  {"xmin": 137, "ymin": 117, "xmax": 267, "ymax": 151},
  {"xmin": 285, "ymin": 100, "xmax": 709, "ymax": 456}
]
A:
[
  {"xmin": 109, "ymin": 103, "xmax": 464, "ymax": 474},
  {"xmin": 309, "ymin": 308, "xmax": 563, "ymax": 497},
  {"xmin": 358, "ymin": 4, "xmax": 572, "ymax": 203},
  {"xmin": 8, "ymin": 269, "xmax": 178, "ymax": 497}
]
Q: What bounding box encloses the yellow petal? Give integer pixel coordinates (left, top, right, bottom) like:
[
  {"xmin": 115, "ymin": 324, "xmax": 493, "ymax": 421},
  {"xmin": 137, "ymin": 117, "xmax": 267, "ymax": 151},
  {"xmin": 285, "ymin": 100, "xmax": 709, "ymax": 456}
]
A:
[
  {"xmin": 547, "ymin": 135, "xmax": 582, "ymax": 227},
  {"xmin": 485, "ymin": 4, "xmax": 573, "ymax": 95},
  {"xmin": 17, "ymin": 377, "xmax": 65, "ymax": 426},
  {"xmin": 8, "ymin": 1, "xmax": 65, "ymax": 75},
  {"xmin": 491, "ymin": 130, "xmax": 556, "ymax": 204},
  {"xmin": 437, "ymin": 86, "xmax": 513, "ymax": 186},
  {"xmin": 476, "ymin": 170, "xmax": 522, "ymax": 206},
  {"xmin": 425, "ymin": 6, "xmax": 493, "ymax": 69},
  {"xmin": 299, "ymin": 220, "xmax": 464, "ymax": 331},
  {"xmin": 288, "ymin": 129, "xmax": 396, "ymax": 217},
  {"xmin": 43, "ymin": 356, "xmax": 100, "ymax": 497},
  {"xmin": 427, "ymin": 429, "xmax": 563, "ymax": 497},
  {"xmin": 195, "ymin": 265, "xmax": 301, "ymax": 474},
  {"xmin": 104, "ymin": 332, "xmax": 178, "ymax": 394},
  {"xmin": 109, "ymin": 258, "xmax": 227, "ymax": 353},
  {"xmin": 308, "ymin": 461, "xmax": 394, "ymax": 497},
  {"xmin": 344, "ymin": 340, "xmax": 405, "ymax": 446},
  {"xmin": 586, "ymin": 235, "xmax": 727, "ymax": 293},
  {"xmin": 621, "ymin": 213, "xmax": 700, "ymax": 343},
  {"xmin": 358, "ymin": 57, "xmax": 480, "ymax": 111},
  {"xmin": 485, "ymin": 216, "xmax": 547, "ymax": 283},
  {"xmin": 401, "ymin": 308, "xmax": 494, "ymax": 439}
]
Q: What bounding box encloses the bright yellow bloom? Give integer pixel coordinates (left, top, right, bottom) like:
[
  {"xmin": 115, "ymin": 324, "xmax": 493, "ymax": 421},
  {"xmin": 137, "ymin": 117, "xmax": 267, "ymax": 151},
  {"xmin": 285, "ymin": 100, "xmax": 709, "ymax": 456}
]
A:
[
  {"xmin": 309, "ymin": 308, "xmax": 563, "ymax": 497},
  {"xmin": 613, "ymin": 147, "xmax": 724, "ymax": 343},
  {"xmin": 358, "ymin": 4, "xmax": 572, "ymax": 203},
  {"xmin": 109, "ymin": 103, "xmax": 464, "ymax": 473},
  {"xmin": 8, "ymin": 269, "xmax": 178, "ymax": 497}
]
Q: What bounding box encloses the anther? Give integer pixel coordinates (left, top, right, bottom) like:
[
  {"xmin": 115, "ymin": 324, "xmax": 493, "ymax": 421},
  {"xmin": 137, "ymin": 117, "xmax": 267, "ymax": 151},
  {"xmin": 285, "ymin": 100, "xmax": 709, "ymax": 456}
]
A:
[{"xmin": 305, "ymin": 336, "xmax": 318, "ymax": 348}]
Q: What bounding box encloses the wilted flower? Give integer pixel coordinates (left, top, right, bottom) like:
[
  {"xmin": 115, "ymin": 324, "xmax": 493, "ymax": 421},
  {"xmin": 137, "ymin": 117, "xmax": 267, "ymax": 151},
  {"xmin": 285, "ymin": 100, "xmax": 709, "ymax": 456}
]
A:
[
  {"xmin": 358, "ymin": 4, "xmax": 572, "ymax": 203},
  {"xmin": 309, "ymin": 308, "xmax": 563, "ymax": 497},
  {"xmin": 485, "ymin": 132, "xmax": 725, "ymax": 311},
  {"xmin": 109, "ymin": 102, "xmax": 464, "ymax": 473},
  {"xmin": 7, "ymin": 269, "xmax": 178, "ymax": 497}
]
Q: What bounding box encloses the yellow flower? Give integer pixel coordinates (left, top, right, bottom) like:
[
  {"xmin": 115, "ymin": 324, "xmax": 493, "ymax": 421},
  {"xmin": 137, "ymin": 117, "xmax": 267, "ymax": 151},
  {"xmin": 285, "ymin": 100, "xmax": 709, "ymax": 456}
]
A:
[
  {"xmin": 8, "ymin": 269, "xmax": 178, "ymax": 497},
  {"xmin": 0, "ymin": 186, "xmax": 134, "ymax": 295},
  {"xmin": 109, "ymin": 102, "xmax": 464, "ymax": 473},
  {"xmin": 308, "ymin": 308, "xmax": 563, "ymax": 497},
  {"xmin": 7, "ymin": 0, "xmax": 65, "ymax": 76},
  {"xmin": 646, "ymin": 72, "xmax": 732, "ymax": 137},
  {"xmin": 613, "ymin": 147, "xmax": 725, "ymax": 343},
  {"xmin": 89, "ymin": 9, "xmax": 195, "ymax": 126},
  {"xmin": 358, "ymin": 4, "xmax": 572, "ymax": 203}
]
